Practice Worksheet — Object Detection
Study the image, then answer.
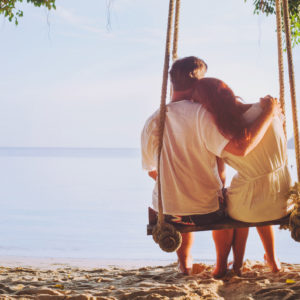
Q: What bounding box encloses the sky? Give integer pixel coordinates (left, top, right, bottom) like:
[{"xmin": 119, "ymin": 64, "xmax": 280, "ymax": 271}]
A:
[{"xmin": 1, "ymin": 0, "xmax": 299, "ymax": 148}]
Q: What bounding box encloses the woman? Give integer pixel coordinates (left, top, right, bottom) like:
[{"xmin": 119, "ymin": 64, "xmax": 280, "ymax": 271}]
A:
[{"xmin": 192, "ymin": 77, "xmax": 293, "ymax": 277}]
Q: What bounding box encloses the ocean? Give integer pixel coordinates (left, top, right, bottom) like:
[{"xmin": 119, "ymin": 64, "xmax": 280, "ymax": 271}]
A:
[{"xmin": 0, "ymin": 148, "xmax": 299, "ymax": 265}]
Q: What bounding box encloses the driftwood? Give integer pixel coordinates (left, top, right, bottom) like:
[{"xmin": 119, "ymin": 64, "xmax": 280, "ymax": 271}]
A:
[{"xmin": 147, "ymin": 207, "xmax": 290, "ymax": 235}]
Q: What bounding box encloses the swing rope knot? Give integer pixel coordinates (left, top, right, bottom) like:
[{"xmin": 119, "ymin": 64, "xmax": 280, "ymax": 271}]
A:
[
  {"xmin": 152, "ymin": 222, "xmax": 182, "ymax": 252},
  {"xmin": 288, "ymin": 182, "xmax": 300, "ymax": 242},
  {"xmin": 290, "ymin": 209, "xmax": 300, "ymax": 242}
]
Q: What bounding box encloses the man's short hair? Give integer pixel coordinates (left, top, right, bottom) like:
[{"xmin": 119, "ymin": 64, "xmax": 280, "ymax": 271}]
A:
[{"xmin": 169, "ymin": 56, "xmax": 207, "ymax": 91}]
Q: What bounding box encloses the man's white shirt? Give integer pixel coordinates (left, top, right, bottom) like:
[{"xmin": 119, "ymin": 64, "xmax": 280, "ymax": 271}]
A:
[{"xmin": 141, "ymin": 100, "xmax": 229, "ymax": 216}]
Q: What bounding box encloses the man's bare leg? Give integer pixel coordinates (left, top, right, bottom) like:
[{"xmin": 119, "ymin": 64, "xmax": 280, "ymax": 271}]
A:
[
  {"xmin": 256, "ymin": 225, "xmax": 281, "ymax": 273},
  {"xmin": 232, "ymin": 228, "xmax": 249, "ymax": 276},
  {"xmin": 176, "ymin": 232, "xmax": 194, "ymax": 275},
  {"xmin": 212, "ymin": 229, "xmax": 234, "ymax": 278}
]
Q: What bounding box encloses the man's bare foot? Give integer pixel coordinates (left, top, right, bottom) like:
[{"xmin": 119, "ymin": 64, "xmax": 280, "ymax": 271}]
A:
[
  {"xmin": 264, "ymin": 254, "xmax": 281, "ymax": 273},
  {"xmin": 232, "ymin": 263, "xmax": 242, "ymax": 276},
  {"xmin": 212, "ymin": 263, "xmax": 227, "ymax": 278},
  {"xmin": 177, "ymin": 256, "xmax": 193, "ymax": 275}
]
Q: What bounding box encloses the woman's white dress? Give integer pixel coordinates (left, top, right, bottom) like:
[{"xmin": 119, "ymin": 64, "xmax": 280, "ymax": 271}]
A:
[{"xmin": 222, "ymin": 103, "xmax": 293, "ymax": 222}]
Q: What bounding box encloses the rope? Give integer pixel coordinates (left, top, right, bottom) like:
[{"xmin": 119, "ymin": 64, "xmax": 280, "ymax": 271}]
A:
[
  {"xmin": 172, "ymin": 0, "xmax": 181, "ymax": 62},
  {"xmin": 157, "ymin": 0, "xmax": 175, "ymax": 225},
  {"xmin": 282, "ymin": 0, "xmax": 300, "ymax": 182},
  {"xmin": 152, "ymin": 0, "xmax": 182, "ymax": 253},
  {"xmin": 275, "ymin": 0, "xmax": 287, "ymax": 136}
]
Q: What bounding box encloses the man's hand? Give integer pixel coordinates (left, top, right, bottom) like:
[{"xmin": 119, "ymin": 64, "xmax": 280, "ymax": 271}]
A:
[{"xmin": 148, "ymin": 170, "xmax": 158, "ymax": 181}]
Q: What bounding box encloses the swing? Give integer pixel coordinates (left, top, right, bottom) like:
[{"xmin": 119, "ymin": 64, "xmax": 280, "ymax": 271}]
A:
[{"xmin": 146, "ymin": 0, "xmax": 300, "ymax": 253}]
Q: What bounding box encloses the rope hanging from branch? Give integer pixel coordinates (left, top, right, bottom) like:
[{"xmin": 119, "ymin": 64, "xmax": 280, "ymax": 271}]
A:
[
  {"xmin": 153, "ymin": 0, "xmax": 182, "ymax": 253},
  {"xmin": 282, "ymin": 0, "xmax": 300, "ymax": 182},
  {"xmin": 157, "ymin": 0, "xmax": 175, "ymax": 226},
  {"xmin": 275, "ymin": 0, "xmax": 286, "ymax": 136},
  {"xmin": 172, "ymin": 0, "xmax": 181, "ymax": 62}
]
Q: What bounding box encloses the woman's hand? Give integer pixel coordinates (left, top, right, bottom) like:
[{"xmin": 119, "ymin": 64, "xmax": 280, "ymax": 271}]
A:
[
  {"xmin": 260, "ymin": 95, "xmax": 282, "ymax": 116},
  {"xmin": 225, "ymin": 95, "xmax": 281, "ymax": 157}
]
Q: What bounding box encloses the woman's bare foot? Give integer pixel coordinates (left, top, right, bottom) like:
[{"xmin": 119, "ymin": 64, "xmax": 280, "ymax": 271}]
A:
[
  {"xmin": 177, "ymin": 256, "xmax": 193, "ymax": 275},
  {"xmin": 191, "ymin": 263, "xmax": 206, "ymax": 275},
  {"xmin": 264, "ymin": 254, "xmax": 281, "ymax": 273}
]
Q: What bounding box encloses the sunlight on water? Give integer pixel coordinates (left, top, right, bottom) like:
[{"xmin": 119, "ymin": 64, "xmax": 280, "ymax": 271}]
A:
[{"xmin": 0, "ymin": 148, "xmax": 298, "ymax": 264}]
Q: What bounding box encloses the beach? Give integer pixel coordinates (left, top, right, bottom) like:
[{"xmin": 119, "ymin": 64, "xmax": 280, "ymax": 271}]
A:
[{"xmin": 0, "ymin": 258, "xmax": 299, "ymax": 299}]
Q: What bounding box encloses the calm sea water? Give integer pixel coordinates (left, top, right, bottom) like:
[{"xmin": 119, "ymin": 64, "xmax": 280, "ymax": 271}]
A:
[{"xmin": 0, "ymin": 148, "xmax": 299, "ymax": 265}]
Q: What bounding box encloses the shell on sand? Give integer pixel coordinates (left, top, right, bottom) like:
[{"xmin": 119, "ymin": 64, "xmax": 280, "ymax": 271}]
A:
[{"xmin": 0, "ymin": 260, "xmax": 300, "ymax": 299}]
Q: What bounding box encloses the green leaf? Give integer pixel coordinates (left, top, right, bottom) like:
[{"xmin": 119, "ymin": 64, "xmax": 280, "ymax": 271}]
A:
[
  {"xmin": 0, "ymin": 0, "xmax": 56, "ymax": 25},
  {"xmin": 245, "ymin": 0, "xmax": 300, "ymax": 47}
]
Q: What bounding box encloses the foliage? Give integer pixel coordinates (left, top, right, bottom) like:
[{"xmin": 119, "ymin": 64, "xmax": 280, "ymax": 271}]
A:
[
  {"xmin": 0, "ymin": 0, "xmax": 56, "ymax": 25},
  {"xmin": 245, "ymin": 0, "xmax": 300, "ymax": 46}
]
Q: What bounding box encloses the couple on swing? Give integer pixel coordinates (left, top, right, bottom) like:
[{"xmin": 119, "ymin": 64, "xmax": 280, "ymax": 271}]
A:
[{"xmin": 141, "ymin": 56, "xmax": 293, "ymax": 277}]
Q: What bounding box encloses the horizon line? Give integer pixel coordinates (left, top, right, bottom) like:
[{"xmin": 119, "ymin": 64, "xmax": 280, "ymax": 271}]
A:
[
  {"xmin": 0, "ymin": 146, "xmax": 140, "ymax": 149},
  {"xmin": 0, "ymin": 147, "xmax": 141, "ymax": 158}
]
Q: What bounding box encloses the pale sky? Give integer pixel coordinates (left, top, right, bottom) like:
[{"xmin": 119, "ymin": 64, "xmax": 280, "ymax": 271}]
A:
[{"xmin": 1, "ymin": 0, "xmax": 299, "ymax": 148}]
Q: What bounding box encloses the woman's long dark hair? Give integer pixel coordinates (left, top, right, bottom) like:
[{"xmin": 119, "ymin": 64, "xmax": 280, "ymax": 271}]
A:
[{"xmin": 192, "ymin": 77, "xmax": 249, "ymax": 140}]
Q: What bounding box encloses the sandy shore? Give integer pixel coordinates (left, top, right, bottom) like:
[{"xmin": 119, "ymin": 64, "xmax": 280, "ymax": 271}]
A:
[{"xmin": 0, "ymin": 259, "xmax": 300, "ymax": 299}]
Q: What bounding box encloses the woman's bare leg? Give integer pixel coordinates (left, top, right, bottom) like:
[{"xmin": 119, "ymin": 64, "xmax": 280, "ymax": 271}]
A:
[
  {"xmin": 176, "ymin": 232, "xmax": 194, "ymax": 275},
  {"xmin": 212, "ymin": 229, "xmax": 234, "ymax": 278},
  {"xmin": 256, "ymin": 225, "xmax": 281, "ymax": 273},
  {"xmin": 232, "ymin": 228, "xmax": 249, "ymax": 275}
]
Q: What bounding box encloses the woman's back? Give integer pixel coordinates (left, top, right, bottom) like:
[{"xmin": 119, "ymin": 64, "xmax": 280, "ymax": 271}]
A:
[{"xmin": 222, "ymin": 103, "xmax": 293, "ymax": 222}]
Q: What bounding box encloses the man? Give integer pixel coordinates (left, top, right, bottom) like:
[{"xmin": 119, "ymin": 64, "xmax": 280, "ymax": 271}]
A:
[{"xmin": 141, "ymin": 56, "xmax": 278, "ymax": 275}]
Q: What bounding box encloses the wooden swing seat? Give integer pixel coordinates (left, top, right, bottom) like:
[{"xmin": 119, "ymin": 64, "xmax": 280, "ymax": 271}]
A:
[{"xmin": 147, "ymin": 207, "xmax": 290, "ymax": 235}]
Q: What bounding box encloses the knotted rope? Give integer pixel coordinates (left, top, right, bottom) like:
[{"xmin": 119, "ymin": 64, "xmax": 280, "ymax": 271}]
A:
[{"xmin": 152, "ymin": 0, "xmax": 182, "ymax": 253}]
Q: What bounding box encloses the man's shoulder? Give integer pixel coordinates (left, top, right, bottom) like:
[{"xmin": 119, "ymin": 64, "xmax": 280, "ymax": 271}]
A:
[
  {"xmin": 145, "ymin": 108, "xmax": 160, "ymax": 124},
  {"xmin": 142, "ymin": 109, "xmax": 160, "ymax": 135}
]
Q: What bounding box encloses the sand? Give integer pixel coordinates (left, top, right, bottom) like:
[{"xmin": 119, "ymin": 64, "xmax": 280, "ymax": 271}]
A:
[{"xmin": 0, "ymin": 259, "xmax": 300, "ymax": 299}]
